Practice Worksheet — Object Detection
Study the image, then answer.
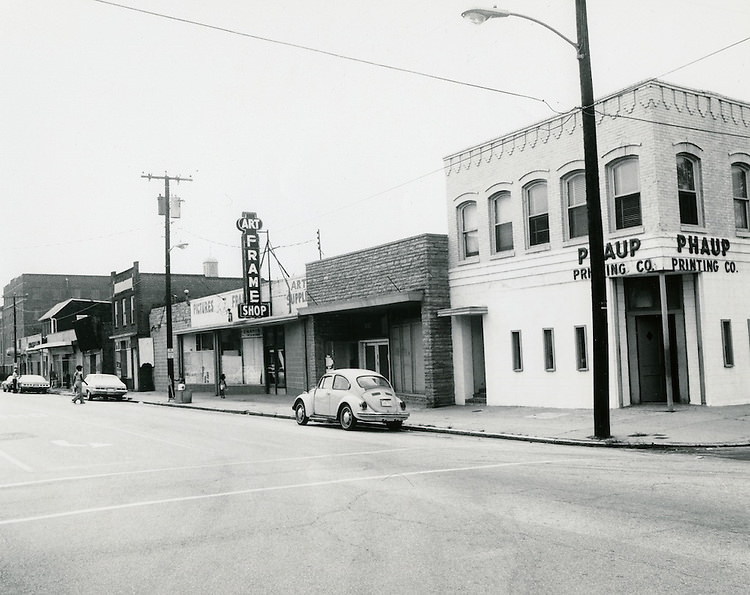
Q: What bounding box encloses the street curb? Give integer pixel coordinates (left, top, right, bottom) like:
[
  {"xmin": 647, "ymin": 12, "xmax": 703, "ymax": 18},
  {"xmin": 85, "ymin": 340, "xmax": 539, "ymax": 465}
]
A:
[{"xmin": 138, "ymin": 400, "xmax": 750, "ymax": 450}]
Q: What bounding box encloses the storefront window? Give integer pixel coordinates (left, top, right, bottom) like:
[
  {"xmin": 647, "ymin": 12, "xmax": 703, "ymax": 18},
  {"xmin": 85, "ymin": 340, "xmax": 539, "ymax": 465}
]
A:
[{"xmin": 265, "ymin": 327, "xmax": 286, "ymax": 390}]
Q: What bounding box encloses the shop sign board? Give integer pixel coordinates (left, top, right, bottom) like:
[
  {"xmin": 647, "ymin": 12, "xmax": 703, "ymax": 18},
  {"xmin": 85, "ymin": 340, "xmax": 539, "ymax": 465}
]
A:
[
  {"xmin": 191, "ymin": 289, "xmax": 244, "ymax": 328},
  {"xmin": 237, "ymin": 211, "xmax": 271, "ymax": 319}
]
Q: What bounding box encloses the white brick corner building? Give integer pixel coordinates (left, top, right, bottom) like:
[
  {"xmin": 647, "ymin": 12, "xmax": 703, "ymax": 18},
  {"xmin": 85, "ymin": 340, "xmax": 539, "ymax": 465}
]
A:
[{"xmin": 440, "ymin": 80, "xmax": 750, "ymax": 409}]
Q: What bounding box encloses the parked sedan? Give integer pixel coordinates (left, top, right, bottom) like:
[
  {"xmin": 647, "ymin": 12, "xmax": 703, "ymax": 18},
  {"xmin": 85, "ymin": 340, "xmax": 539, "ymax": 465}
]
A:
[
  {"xmin": 84, "ymin": 374, "xmax": 128, "ymax": 401},
  {"xmin": 16, "ymin": 374, "xmax": 50, "ymax": 394},
  {"xmin": 292, "ymin": 368, "xmax": 409, "ymax": 431}
]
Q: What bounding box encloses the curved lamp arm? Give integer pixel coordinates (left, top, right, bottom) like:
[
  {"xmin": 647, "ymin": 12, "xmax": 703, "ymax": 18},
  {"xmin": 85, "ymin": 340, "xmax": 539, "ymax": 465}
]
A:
[{"xmin": 462, "ymin": 8, "xmax": 580, "ymax": 56}]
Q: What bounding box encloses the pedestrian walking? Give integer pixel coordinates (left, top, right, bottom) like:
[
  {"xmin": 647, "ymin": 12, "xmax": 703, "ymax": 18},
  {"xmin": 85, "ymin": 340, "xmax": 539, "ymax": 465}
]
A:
[
  {"xmin": 219, "ymin": 374, "xmax": 226, "ymax": 399},
  {"xmin": 71, "ymin": 365, "xmax": 87, "ymax": 404}
]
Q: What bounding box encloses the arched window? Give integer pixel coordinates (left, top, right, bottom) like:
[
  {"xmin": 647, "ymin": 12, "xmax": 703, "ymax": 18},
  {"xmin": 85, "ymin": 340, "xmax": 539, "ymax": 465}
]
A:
[
  {"xmin": 458, "ymin": 201, "xmax": 479, "ymax": 259},
  {"xmin": 563, "ymin": 171, "xmax": 587, "ymax": 239},
  {"xmin": 677, "ymin": 154, "xmax": 702, "ymax": 226},
  {"xmin": 490, "ymin": 191, "xmax": 513, "ymax": 253},
  {"xmin": 609, "ymin": 158, "xmax": 641, "ymax": 230},
  {"xmin": 732, "ymin": 163, "xmax": 749, "ymax": 231},
  {"xmin": 525, "ymin": 181, "xmax": 549, "ymax": 247}
]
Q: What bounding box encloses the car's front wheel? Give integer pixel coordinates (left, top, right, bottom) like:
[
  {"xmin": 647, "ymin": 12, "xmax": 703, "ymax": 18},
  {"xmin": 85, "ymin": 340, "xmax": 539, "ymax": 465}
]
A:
[
  {"xmin": 339, "ymin": 404, "xmax": 357, "ymax": 431},
  {"xmin": 294, "ymin": 402, "xmax": 309, "ymax": 425}
]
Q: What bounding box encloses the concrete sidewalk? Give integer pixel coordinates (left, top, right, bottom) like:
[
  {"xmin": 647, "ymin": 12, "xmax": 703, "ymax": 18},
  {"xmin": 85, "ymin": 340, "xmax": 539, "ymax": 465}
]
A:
[{"xmin": 133, "ymin": 390, "xmax": 750, "ymax": 448}]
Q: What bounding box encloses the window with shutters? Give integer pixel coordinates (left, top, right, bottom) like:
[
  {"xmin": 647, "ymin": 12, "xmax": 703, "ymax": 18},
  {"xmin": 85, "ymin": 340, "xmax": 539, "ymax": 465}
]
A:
[
  {"xmin": 490, "ymin": 191, "xmax": 513, "ymax": 253},
  {"xmin": 563, "ymin": 171, "xmax": 587, "ymax": 239},
  {"xmin": 609, "ymin": 158, "xmax": 641, "ymax": 230}
]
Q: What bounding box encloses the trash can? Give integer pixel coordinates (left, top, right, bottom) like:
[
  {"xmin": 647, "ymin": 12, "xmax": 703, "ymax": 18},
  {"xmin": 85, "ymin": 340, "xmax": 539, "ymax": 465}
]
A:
[{"xmin": 175, "ymin": 382, "xmax": 192, "ymax": 404}]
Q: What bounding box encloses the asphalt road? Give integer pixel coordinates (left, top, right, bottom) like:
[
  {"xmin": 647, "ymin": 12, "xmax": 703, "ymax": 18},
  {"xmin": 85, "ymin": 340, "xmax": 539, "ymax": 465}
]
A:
[{"xmin": 1, "ymin": 393, "xmax": 748, "ymax": 594}]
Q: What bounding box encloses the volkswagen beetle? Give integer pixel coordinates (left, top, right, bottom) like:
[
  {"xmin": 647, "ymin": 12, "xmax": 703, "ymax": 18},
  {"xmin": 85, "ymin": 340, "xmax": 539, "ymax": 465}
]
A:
[{"xmin": 292, "ymin": 368, "xmax": 409, "ymax": 431}]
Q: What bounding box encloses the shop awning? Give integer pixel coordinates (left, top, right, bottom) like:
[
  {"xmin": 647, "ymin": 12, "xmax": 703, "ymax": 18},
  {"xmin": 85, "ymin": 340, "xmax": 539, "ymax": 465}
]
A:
[
  {"xmin": 297, "ymin": 291, "xmax": 424, "ymax": 316},
  {"xmin": 109, "ymin": 330, "xmax": 138, "ymax": 341},
  {"xmin": 25, "ymin": 341, "xmax": 74, "ymax": 353},
  {"xmin": 176, "ymin": 313, "xmax": 300, "ymax": 335},
  {"xmin": 437, "ymin": 306, "xmax": 488, "ymax": 317}
]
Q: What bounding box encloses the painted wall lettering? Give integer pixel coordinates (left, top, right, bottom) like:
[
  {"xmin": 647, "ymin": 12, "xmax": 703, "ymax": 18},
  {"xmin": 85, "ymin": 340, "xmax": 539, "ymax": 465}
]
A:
[
  {"xmin": 577, "ymin": 238, "xmax": 641, "ymax": 265},
  {"xmin": 676, "ymin": 234, "xmax": 730, "ymax": 257}
]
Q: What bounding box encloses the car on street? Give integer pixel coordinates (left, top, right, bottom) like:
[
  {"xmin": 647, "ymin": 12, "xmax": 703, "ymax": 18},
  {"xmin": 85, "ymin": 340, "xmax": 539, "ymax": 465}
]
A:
[
  {"xmin": 84, "ymin": 373, "xmax": 128, "ymax": 401},
  {"xmin": 16, "ymin": 374, "xmax": 50, "ymax": 394},
  {"xmin": 292, "ymin": 368, "xmax": 409, "ymax": 431},
  {"xmin": 1, "ymin": 375, "xmax": 16, "ymax": 392}
]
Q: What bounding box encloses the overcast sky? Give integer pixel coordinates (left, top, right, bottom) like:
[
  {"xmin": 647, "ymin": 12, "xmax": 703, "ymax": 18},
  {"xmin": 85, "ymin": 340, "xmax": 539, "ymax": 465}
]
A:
[{"xmin": 2, "ymin": 0, "xmax": 748, "ymax": 286}]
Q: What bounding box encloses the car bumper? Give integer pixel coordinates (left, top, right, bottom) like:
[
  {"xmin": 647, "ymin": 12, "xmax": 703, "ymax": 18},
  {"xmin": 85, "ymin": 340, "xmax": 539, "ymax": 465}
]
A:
[
  {"xmin": 354, "ymin": 411, "xmax": 410, "ymax": 423},
  {"xmin": 90, "ymin": 391, "xmax": 128, "ymax": 398}
]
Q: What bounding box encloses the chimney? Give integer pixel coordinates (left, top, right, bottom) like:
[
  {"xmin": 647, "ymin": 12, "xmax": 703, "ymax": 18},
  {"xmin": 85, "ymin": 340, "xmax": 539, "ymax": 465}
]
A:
[{"xmin": 203, "ymin": 257, "xmax": 219, "ymax": 278}]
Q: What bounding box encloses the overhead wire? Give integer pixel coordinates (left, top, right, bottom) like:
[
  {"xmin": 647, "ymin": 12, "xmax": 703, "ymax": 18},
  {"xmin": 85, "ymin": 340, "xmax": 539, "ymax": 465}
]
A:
[
  {"xmin": 90, "ymin": 0, "xmax": 553, "ymax": 108},
  {"xmin": 89, "ymin": 0, "xmax": 750, "ymax": 246}
]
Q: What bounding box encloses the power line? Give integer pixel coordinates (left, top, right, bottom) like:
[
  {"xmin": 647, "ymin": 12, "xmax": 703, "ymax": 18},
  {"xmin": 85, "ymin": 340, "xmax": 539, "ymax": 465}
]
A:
[
  {"xmin": 90, "ymin": 0, "xmax": 552, "ymax": 107},
  {"xmin": 88, "ymin": 0, "xmax": 750, "ymax": 246}
]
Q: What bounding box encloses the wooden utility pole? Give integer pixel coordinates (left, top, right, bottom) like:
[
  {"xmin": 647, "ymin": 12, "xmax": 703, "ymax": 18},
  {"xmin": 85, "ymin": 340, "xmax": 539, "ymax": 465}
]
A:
[
  {"xmin": 142, "ymin": 172, "xmax": 192, "ymax": 400},
  {"xmin": 575, "ymin": 0, "xmax": 610, "ymax": 438}
]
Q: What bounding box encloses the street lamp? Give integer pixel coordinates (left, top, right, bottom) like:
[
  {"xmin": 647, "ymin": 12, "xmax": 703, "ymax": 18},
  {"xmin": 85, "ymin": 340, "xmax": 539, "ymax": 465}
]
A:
[{"xmin": 462, "ymin": 1, "xmax": 610, "ymax": 438}]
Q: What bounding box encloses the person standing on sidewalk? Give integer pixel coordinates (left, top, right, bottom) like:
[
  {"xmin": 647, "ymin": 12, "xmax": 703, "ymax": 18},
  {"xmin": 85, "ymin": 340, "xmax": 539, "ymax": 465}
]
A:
[
  {"xmin": 219, "ymin": 374, "xmax": 226, "ymax": 399},
  {"xmin": 71, "ymin": 365, "xmax": 87, "ymax": 404}
]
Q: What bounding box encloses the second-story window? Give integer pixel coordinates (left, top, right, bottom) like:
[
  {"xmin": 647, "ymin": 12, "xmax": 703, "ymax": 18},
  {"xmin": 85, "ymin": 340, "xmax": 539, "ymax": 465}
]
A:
[
  {"xmin": 732, "ymin": 164, "xmax": 749, "ymax": 231},
  {"xmin": 459, "ymin": 201, "xmax": 479, "ymax": 259},
  {"xmin": 611, "ymin": 158, "xmax": 641, "ymax": 229},
  {"xmin": 490, "ymin": 191, "xmax": 513, "ymax": 253},
  {"xmin": 564, "ymin": 171, "xmax": 587, "ymax": 239},
  {"xmin": 677, "ymin": 154, "xmax": 702, "ymax": 226},
  {"xmin": 122, "ymin": 298, "xmax": 127, "ymax": 326},
  {"xmin": 525, "ymin": 181, "xmax": 549, "ymax": 247}
]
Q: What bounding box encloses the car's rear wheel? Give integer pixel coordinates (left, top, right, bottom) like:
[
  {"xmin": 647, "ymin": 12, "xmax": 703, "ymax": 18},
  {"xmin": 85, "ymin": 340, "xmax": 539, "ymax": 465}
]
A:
[
  {"xmin": 294, "ymin": 402, "xmax": 309, "ymax": 425},
  {"xmin": 386, "ymin": 420, "xmax": 403, "ymax": 431},
  {"xmin": 339, "ymin": 404, "xmax": 357, "ymax": 431}
]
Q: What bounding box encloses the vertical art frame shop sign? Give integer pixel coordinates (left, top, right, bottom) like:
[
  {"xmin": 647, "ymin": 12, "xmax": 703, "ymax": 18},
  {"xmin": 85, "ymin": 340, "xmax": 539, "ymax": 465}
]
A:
[{"xmin": 236, "ymin": 212, "xmax": 271, "ymax": 318}]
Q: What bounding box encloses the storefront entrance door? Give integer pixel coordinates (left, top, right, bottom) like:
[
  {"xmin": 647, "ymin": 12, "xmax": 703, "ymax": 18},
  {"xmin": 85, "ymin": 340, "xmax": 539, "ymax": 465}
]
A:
[
  {"xmin": 361, "ymin": 340, "xmax": 390, "ymax": 380},
  {"xmin": 636, "ymin": 315, "xmax": 665, "ymax": 403},
  {"xmin": 635, "ymin": 314, "xmax": 681, "ymax": 403}
]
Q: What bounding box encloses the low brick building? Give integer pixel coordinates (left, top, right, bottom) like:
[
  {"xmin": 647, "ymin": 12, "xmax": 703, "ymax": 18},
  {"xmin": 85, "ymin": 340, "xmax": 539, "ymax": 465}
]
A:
[{"xmin": 299, "ymin": 234, "xmax": 453, "ymax": 407}]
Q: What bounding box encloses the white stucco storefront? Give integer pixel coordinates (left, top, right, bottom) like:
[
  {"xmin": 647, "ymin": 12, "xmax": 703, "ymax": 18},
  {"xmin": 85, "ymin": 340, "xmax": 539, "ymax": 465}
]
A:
[
  {"xmin": 441, "ymin": 81, "xmax": 750, "ymax": 409},
  {"xmin": 176, "ymin": 276, "xmax": 307, "ymax": 394}
]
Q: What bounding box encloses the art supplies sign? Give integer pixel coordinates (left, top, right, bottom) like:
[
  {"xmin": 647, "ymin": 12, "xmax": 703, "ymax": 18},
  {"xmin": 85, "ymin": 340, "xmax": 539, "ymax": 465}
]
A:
[{"xmin": 237, "ymin": 212, "xmax": 271, "ymax": 319}]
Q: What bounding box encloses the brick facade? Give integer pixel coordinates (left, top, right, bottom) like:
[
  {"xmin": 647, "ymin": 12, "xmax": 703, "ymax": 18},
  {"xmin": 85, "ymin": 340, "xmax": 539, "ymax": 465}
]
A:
[
  {"xmin": 304, "ymin": 234, "xmax": 453, "ymax": 407},
  {"xmin": 2, "ymin": 273, "xmax": 110, "ymax": 374}
]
